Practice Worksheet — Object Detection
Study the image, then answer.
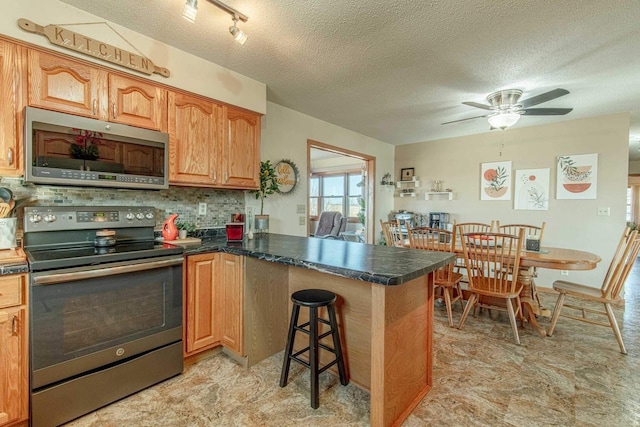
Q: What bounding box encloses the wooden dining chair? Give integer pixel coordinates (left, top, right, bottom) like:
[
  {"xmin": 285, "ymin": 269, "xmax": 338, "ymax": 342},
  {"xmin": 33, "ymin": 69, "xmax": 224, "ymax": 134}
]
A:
[
  {"xmin": 454, "ymin": 221, "xmax": 495, "ymax": 279},
  {"xmin": 379, "ymin": 219, "xmax": 403, "ymax": 247},
  {"xmin": 547, "ymin": 228, "xmax": 640, "ymax": 354},
  {"xmin": 456, "ymin": 221, "xmax": 495, "ymax": 235},
  {"xmin": 407, "ymin": 225, "xmax": 464, "ymax": 327},
  {"xmin": 497, "ymin": 222, "xmax": 546, "ymax": 245},
  {"xmin": 458, "ymin": 229, "xmax": 526, "ymax": 344}
]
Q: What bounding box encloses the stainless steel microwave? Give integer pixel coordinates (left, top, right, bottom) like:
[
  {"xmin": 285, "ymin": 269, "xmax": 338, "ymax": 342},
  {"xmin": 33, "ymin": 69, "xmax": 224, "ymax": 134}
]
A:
[{"xmin": 25, "ymin": 107, "xmax": 169, "ymax": 190}]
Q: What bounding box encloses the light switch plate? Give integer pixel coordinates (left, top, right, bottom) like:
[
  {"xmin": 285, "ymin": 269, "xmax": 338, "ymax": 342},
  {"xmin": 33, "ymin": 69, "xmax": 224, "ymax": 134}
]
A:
[
  {"xmin": 299, "ymin": 216, "xmax": 306, "ymax": 225},
  {"xmin": 296, "ymin": 204, "xmax": 306, "ymax": 214},
  {"xmin": 597, "ymin": 207, "xmax": 610, "ymax": 216},
  {"xmin": 246, "ymin": 206, "xmax": 254, "ymax": 216}
]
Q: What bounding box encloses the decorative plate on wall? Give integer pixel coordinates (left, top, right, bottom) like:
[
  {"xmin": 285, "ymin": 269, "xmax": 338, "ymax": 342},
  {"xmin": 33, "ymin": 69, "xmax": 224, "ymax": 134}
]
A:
[{"xmin": 275, "ymin": 159, "xmax": 299, "ymax": 194}]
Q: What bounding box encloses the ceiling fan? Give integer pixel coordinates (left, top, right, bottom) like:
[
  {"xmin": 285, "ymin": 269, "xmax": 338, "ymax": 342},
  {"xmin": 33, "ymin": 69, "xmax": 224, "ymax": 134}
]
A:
[{"xmin": 442, "ymin": 88, "xmax": 573, "ymax": 129}]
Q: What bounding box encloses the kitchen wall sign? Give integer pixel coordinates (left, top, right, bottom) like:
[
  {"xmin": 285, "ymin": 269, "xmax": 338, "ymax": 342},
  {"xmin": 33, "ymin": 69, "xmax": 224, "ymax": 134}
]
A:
[
  {"xmin": 18, "ymin": 18, "xmax": 170, "ymax": 77},
  {"xmin": 275, "ymin": 159, "xmax": 299, "ymax": 194}
]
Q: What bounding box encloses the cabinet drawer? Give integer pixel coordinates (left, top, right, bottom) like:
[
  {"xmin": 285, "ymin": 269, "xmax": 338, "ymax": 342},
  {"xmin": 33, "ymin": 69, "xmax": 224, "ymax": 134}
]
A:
[{"xmin": 0, "ymin": 274, "xmax": 26, "ymax": 308}]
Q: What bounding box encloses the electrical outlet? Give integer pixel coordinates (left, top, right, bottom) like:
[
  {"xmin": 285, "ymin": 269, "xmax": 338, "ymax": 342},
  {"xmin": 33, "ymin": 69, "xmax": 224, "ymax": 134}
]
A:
[
  {"xmin": 296, "ymin": 204, "xmax": 306, "ymax": 214},
  {"xmin": 246, "ymin": 206, "xmax": 254, "ymax": 216},
  {"xmin": 597, "ymin": 207, "xmax": 610, "ymax": 216},
  {"xmin": 561, "ymin": 270, "xmax": 569, "ymax": 276},
  {"xmin": 198, "ymin": 202, "xmax": 207, "ymax": 215},
  {"xmin": 299, "ymin": 216, "xmax": 306, "ymax": 225}
]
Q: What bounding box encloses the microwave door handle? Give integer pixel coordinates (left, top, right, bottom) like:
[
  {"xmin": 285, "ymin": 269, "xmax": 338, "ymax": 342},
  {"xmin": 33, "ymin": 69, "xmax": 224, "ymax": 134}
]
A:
[{"xmin": 32, "ymin": 256, "xmax": 184, "ymax": 286}]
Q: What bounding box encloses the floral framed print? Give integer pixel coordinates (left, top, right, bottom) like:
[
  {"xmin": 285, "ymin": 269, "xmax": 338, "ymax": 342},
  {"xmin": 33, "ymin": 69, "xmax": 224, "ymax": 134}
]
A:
[
  {"xmin": 514, "ymin": 169, "xmax": 550, "ymax": 210},
  {"xmin": 557, "ymin": 154, "xmax": 597, "ymax": 199},
  {"xmin": 481, "ymin": 161, "xmax": 511, "ymax": 200}
]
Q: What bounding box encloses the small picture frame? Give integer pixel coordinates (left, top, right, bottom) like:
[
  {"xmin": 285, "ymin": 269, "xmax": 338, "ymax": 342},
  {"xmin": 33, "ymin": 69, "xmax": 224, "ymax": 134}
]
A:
[{"xmin": 400, "ymin": 168, "xmax": 414, "ymax": 181}]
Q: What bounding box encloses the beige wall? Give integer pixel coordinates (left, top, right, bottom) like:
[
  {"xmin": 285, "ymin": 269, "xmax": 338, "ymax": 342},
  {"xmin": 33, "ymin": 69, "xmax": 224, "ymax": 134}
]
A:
[
  {"xmin": 2, "ymin": 0, "xmax": 266, "ymax": 114},
  {"xmin": 395, "ymin": 113, "xmax": 630, "ymax": 288},
  {"xmin": 248, "ymin": 102, "xmax": 395, "ymax": 238}
]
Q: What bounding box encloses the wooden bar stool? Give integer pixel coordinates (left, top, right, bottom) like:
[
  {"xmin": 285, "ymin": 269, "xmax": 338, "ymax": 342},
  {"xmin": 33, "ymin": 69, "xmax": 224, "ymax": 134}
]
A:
[{"xmin": 279, "ymin": 289, "xmax": 349, "ymax": 409}]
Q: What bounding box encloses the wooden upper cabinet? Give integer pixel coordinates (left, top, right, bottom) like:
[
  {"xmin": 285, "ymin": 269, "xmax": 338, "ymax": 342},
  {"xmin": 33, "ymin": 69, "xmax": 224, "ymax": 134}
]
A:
[
  {"xmin": 168, "ymin": 92, "xmax": 218, "ymax": 186},
  {"xmin": 0, "ymin": 41, "xmax": 22, "ymax": 176},
  {"xmin": 27, "ymin": 50, "xmax": 107, "ymax": 119},
  {"xmin": 109, "ymin": 74, "xmax": 167, "ymax": 131},
  {"xmin": 220, "ymin": 106, "xmax": 260, "ymax": 189}
]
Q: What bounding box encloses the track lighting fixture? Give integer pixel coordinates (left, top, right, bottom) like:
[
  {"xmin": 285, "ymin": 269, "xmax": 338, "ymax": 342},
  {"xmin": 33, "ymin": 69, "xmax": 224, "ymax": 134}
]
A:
[
  {"xmin": 182, "ymin": 0, "xmax": 198, "ymax": 23},
  {"xmin": 182, "ymin": 0, "xmax": 249, "ymax": 45},
  {"xmin": 229, "ymin": 15, "xmax": 248, "ymax": 45}
]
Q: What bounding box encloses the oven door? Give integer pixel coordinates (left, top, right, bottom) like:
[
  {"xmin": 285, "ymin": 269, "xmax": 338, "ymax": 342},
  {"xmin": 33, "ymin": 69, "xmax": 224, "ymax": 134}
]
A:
[{"xmin": 30, "ymin": 255, "xmax": 183, "ymax": 390}]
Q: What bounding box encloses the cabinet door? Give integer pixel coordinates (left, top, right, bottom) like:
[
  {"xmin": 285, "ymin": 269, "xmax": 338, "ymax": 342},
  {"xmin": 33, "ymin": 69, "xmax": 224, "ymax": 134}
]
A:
[
  {"xmin": 108, "ymin": 74, "xmax": 167, "ymax": 131},
  {"xmin": 0, "ymin": 42, "xmax": 22, "ymax": 176},
  {"xmin": 168, "ymin": 92, "xmax": 218, "ymax": 186},
  {"xmin": 219, "ymin": 253, "xmax": 244, "ymax": 356},
  {"xmin": 220, "ymin": 106, "xmax": 260, "ymax": 189},
  {"xmin": 27, "ymin": 49, "xmax": 107, "ymax": 119},
  {"xmin": 0, "ymin": 307, "xmax": 27, "ymax": 426},
  {"xmin": 185, "ymin": 253, "xmax": 219, "ymax": 355}
]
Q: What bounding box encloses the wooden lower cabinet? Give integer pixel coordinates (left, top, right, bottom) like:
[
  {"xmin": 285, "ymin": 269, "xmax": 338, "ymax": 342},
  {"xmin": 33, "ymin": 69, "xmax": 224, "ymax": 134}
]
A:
[
  {"xmin": 184, "ymin": 253, "xmax": 244, "ymax": 357},
  {"xmin": 218, "ymin": 253, "xmax": 244, "ymax": 356},
  {"xmin": 0, "ymin": 274, "xmax": 28, "ymax": 427}
]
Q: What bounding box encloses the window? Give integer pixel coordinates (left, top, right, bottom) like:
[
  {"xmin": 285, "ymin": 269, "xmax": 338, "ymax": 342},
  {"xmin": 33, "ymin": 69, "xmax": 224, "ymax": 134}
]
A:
[{"xmin": 309, "ymin": 171, "xmax": 364, "ymax": 221}]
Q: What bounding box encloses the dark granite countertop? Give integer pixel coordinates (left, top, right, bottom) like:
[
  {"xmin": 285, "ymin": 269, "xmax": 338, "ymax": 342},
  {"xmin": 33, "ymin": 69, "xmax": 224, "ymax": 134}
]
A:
[{"xmin": 183, "ymin": 233, "xmax": 454, "ymax": 286}]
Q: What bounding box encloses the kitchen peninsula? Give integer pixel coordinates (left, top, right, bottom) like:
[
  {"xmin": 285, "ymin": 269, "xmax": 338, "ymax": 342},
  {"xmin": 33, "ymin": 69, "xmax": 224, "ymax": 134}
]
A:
[{"xmin": 183, "ymin": 234, "xmax": 454, "ymax": 427}]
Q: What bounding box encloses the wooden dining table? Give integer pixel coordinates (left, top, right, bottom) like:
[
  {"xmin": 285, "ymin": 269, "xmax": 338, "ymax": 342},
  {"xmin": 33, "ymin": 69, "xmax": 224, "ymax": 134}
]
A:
[
  {"xmin": 516, "ymin": 246, "xmax": 601, "ymax": 336},
  {"xmin": 405, "ymin": 239, "xmax": 602, "ymax": 336}
]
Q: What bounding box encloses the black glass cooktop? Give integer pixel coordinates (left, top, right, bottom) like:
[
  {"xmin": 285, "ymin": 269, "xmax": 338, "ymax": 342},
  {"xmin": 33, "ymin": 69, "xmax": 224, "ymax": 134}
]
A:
[{"xmin": 26, "ymin": 241, "xmax": 184, "ymax": 271}]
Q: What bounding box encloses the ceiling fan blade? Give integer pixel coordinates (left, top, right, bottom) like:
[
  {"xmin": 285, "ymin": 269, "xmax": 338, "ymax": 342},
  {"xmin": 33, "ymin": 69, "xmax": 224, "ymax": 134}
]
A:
[
  {"xmin": 521, "ymin": 108, "xmax": 573, "ymax": 116},
  {"xmin": 441, "ymin": 114, "xmax": 488, "ymax": 125},
  {"xmin": 462, "ymin": 101, "xmax": 493, "ymax": 110},
  {"xmin": 519, "ymin": 88, "xmax": 569, "ymax": 108}
]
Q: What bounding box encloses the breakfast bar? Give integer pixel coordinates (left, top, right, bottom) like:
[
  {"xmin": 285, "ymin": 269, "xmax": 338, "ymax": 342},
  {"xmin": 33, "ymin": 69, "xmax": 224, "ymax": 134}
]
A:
[{"xmin": 187, "ymin": 234, "xmax": 454, "ymax": 427}]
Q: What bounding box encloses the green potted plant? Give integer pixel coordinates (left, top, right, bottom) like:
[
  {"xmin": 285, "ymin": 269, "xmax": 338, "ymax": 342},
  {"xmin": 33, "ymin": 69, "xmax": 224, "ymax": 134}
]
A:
[
  {"xmin": 176, "ymin": 221, "xmax": 196, "ymax": 239},
  {"xmin": 252, "ymin": 160, "xmax": 279, "ymax": 233}
]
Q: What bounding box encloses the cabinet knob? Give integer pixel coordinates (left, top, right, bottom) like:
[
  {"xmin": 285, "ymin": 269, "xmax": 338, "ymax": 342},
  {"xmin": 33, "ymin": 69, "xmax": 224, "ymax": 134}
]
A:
[
  {"xmin": 7, "ymin": 148, "xmax": 13, "ymax": 166},
  {"xmin": 93, "ymin": 99, "xmax": 97, "ymax": 115},
  {"xmin": 113, "ymin": 103, "xmax": 117, "ymax": 119},
  {"xmin": 213, "ymin": 171, "xmax": 217, "ymax": 182}
]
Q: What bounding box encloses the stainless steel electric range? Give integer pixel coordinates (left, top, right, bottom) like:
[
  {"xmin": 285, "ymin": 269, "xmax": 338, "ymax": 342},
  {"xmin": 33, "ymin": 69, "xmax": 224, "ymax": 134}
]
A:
[{"xmin": 23, "ymin": 206, "xmax": 184, "ymax": 427}]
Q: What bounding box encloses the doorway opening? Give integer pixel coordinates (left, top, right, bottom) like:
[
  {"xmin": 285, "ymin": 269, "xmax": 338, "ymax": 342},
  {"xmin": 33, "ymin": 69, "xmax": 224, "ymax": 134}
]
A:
[{"xmin": 307, "ymin": 140, "xmax": 375, "ymax": 243}]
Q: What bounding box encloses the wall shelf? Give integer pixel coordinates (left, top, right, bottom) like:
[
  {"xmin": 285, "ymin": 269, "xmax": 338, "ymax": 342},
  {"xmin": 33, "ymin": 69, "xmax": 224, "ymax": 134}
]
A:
[
  {"xmin": 397, "ymin": 192, "xmax": 417, "ymax": 198},
  {"xmin": 396, "ymin": 179, "xmax": 420, "ymax": 188},
  {"xmin": 425, "ymin": 191, "xmax": 454, "ymax": 200}
]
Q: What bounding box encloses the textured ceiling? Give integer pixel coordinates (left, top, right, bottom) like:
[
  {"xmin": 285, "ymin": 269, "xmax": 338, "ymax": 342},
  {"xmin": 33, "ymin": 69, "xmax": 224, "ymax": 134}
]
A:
[{"xmin": 58, "ymin": 0, "xmax": 640, "ymax": 159}]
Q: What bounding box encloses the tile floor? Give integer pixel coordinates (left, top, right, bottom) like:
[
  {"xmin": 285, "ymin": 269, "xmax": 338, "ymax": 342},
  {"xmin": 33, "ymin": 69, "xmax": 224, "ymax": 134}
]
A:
[{"xmin": 66, "ymin": 264, "xmax": 640, "ymax": 426}]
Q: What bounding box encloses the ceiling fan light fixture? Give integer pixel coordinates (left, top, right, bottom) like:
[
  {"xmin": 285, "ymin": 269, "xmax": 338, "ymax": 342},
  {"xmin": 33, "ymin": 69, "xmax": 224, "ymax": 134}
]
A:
[
  {"xmin": 183, "ymin": 0, "xmax": 198, "ymax": 22},
  {"xmin": 488, "ymin": 112, "xmax": 521, "ymax": 129}
]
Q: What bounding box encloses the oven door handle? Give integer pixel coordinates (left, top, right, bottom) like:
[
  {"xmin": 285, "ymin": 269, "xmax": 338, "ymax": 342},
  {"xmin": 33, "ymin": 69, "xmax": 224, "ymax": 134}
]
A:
[{"xmin": 32, "ymin": 256, "xmax": 184, "ymax": 286}]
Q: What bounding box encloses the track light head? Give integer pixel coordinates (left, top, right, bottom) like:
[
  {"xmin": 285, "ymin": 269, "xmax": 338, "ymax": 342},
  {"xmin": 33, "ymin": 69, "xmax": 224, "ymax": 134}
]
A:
[
  {"xmin": 229, "ymin": 15, "xmax": 248, "ymax": 45},
  {"xmin": 183, "ymin": 0, "xmax": 198, "ymax": 22}
]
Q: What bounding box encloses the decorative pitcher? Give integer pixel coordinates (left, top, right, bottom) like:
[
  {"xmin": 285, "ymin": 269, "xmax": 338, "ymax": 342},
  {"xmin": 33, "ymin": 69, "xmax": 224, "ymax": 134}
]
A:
[{"xmin": 162, "ymin": 214, "xmax": 179, "ymax": 241}]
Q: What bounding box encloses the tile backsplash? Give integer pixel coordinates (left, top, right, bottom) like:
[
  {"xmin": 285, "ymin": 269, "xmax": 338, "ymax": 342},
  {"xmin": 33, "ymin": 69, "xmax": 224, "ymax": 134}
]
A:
[{"xmin": 2, "ymin": 178, "xmax": 246, "ymax": 231}]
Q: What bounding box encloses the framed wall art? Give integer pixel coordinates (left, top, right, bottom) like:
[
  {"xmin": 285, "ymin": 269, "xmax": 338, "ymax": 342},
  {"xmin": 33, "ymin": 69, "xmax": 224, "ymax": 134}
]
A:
[
  {"xmin": 514, "ymin": 168, "xmax": 550, "ymax": 210},
  {"xmin": 556, "ymin": 154, "xmax": 597, "ymax": 199},
  {"xmin": 400, "ymin": 168, "xmax": 415, "ymax": 181},
  {"xmin": 481, "ymin": 161, "xmax": 512, "ymax": 201}
]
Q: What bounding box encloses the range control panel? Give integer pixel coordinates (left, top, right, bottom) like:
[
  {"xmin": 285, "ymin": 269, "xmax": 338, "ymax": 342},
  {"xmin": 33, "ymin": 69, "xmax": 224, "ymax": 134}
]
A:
[{"xmin": 24, "ymin": 206, "xmax": 156, "ymax": 232}]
